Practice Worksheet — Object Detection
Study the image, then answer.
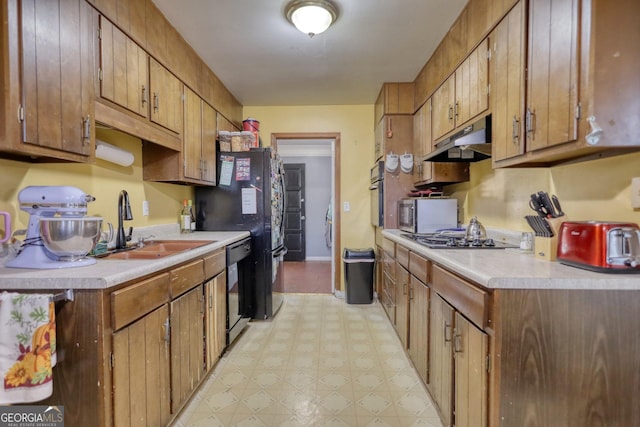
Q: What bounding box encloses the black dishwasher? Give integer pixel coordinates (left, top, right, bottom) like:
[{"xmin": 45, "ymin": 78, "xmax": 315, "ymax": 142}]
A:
[{"xmin": 227, "ymin": 237, "xmax": 252, "ymax": 345}]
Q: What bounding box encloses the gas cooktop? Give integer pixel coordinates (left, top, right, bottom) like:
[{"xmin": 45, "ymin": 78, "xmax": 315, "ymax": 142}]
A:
[{"xmin": 400, "ymin": 233, "xmax": 518, "ymax": 249}]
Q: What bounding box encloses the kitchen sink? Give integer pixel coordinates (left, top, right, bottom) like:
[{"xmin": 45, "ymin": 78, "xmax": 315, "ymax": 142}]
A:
[{"xmin": 104, "ymin": 240, "xmax": 215, "ymax": 260}]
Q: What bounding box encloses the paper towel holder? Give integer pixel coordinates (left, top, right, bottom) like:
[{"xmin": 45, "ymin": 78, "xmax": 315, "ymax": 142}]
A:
[{"xmin": 95, "ymin": 139, "xmax": 134, "ymax": 166}]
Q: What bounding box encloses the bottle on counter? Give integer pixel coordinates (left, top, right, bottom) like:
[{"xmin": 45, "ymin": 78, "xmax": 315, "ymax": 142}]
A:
[
  {"xmin": 180, "ymin": 199, "xmax": 191, "ymax": 233},
  {"xmin": 188, "ymin": 199, "xmax": 196, "ymax": 232}
]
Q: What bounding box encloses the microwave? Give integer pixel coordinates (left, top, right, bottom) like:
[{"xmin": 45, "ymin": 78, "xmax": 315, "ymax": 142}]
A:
[{"xmin": 398, "ymin": 198, "xmax": 458, "ymax": 234}]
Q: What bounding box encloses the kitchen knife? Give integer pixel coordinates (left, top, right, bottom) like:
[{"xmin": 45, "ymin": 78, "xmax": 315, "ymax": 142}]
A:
[
  {"xmin": 551, "ymin": 195, "xmax": 564, "ymax": 217},
  {"xmin": 537, "ymin": 191, "xmax": 558, "ymax": 218},
  {"xmin": 529, "ymin": 194, "xmax": 549, "ymax": 217}
]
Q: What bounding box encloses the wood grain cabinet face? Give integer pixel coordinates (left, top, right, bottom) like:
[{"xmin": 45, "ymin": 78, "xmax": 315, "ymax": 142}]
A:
[
  {"xmin": 183, "ymin": 87, "xmax": 217, "ymax": 184},
  {"xmin": 395, "ymin": 263, "xmax": 410, "ymax": 349},
  {"xmin": 112, "ymin": 304, "xmax": 171, "ymax": 427},
  {"xmin": 408, "ymin": 274, "xmax": 429, "ymax": 385},
  {"xmin": 204, "ymin": 271, "xmax": 227, "ymax": 370},
  {"xmin": 18, "ymin": 0, "xmax": 94, "ymax": 158},
  {"xmin": 149, "ymin": 58, "xmax": 183, "ymax": 135},
  {"xmin": 428, "ymin": 292, "xmax": 455, "ymax": 427},
  {"xmin": 99, "ymin": 16, "xmax": 149, "ymax": 118}
]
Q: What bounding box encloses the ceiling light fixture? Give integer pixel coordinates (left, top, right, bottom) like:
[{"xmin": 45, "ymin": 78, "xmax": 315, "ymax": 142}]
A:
[{"xmin": 285, "ymin": 0, "xmax": 339, "ymax": 38}]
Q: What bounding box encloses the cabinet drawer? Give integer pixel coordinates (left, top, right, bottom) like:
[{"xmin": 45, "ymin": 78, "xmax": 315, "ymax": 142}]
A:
[
  {"xmin": 203, "ymin": 248, "xmax": 225, "ymax": 279},
  {"xmin": 382, "ymin": 238, "xmax": 395, "ymax": 257},
  {"xmin": 170, "ymin": 259, "xmax": 205, "ymax": 298},
  {"xmin": 382, "ymin": 251, "xmax": 396, "ymax": 279},
  {"xmin": 432, "ymin": 264, "xmax": 488, "ymax": 329},
  {"xmin": 409, "ymin": 252, "xmax": 430, "ymax": 284},
  {"xmin": 396, "ymin": 244, "xmax": 409, "ymax": 269},
  {"xmin": 111, "ymin": 272, "xmax": 170, "ymax": 330}
]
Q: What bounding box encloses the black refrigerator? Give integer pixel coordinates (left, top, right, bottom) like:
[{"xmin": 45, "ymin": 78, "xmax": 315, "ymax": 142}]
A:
[{"xmin": 196, "ymin": 148, "xmax": 286, "ymax": 319}]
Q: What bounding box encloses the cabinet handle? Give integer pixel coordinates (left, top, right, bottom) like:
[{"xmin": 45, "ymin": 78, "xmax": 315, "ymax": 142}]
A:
[
  {"xmin": 209, "ymin": 294, "xmax": 213, "ymax": 309},
  {"xmin": 454, "ymin": 330, "xmax": 463, "ymax": 353},
  {"xmin": 83, "ymin": 115, "xmax": 91, "ymax": 142},
  {"xmin": 163, "ymin": 317, "xmax": 170, "ymax": 343},
  {"xmin": 454, "ymin": 102, "xmax": 459, "ymax": 119},
  {"xmin": 512, "ymin": 115, "xmax": 519, "ymax": 143},
  {"xmin": 444, "ymin": 321, "xmax": 452, "ymax": 342},
  {"xmin": 153, "ymin": 92, "xmax": 159, "ymax": 112},
  {"xmin": 409, "ymin": 285, "xmax": 414, "ymax": 301},
  {"xmin": 526, "ymin": 108, "xmax": 535, "ymax": 136},
  {"xmin": 141, "ymin": 85, "xmax": 147, "ymax": 106},
  {"xmin": 448, "ymin": 105, "xmax": 454, "ymax": 120}
]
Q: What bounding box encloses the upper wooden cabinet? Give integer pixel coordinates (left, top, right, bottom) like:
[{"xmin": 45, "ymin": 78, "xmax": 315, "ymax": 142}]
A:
[
  {"xmin": 99, "ymin": 16, "xmax": 149, "ymax": 118},
  {"xmin": 0, "ymin": 0, "xmax": 95, "ymax": 162},
  {"xmin": 89, "ymin": 0, "xmax": 146, "ymax": 46},
  {"xmin": 149, "ymin": 58, "xmax": 183, "ymax": 134},
  {"xmin": 183, "ymin": 87, "xmax": 217, "ymax": 184},
  {"xmin": 375, "ymin": 83, "xmax": 415, "ymax": 125}
]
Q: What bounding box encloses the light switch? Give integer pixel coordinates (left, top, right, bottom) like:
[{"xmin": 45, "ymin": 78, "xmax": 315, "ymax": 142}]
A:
[
  {"xmin": 343, "ymin": 201, "xmax": 351, "ymax": 212},
  {"xmin": 632, "ymin": 178, "xmax": 640, "ymax": 209},
  {"xmin": 142, "ymin": 200, "xmax": 149, "ymax": 216}
]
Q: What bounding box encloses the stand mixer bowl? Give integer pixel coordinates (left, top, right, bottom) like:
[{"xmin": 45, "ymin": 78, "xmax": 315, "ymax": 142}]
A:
[{"xmin": 39, "ymin": 217, "xmax": 102, "ymax": 261}]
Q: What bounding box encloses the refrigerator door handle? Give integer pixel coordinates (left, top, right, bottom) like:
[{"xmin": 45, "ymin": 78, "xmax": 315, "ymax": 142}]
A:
[{"xmin": 273, "ymin": 246, "xmax": 288, "ymax": 258}]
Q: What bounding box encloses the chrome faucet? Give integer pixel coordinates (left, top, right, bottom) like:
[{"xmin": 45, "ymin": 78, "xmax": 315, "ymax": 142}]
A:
[{"xmin": 116, "ymin": 190, "xmax": 133, "ymax": 249}]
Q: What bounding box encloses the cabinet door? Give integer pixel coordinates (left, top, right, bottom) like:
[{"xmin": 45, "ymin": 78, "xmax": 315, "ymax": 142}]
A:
[
  {"xmin": 413, "ymin": 99, "xmax": 434, "ymax": 184},
  {"xmin": 204, "ymin": 271, "xmax": 227, "ymax": 370},
  {"xmin": 409, "ymin": 275, "xmax": 429, "ymax": 384},
  {"xmin": 395, "ymin": 263, "xmax": 410, "ymax": 349},
  {"xmin": 99, "ymin": 16, "xmax": 148, "ymax": 118},
  {"xmin": 455, "ymin": 38, "xmax": 489, "ymax": 126},
  {"xmin": 170, "ymin": 286, "xmax": 204, "ymax": 413},
  {"xmin": 491, "ymin": 1, "xmax": 526, "ymax": 162},
  {"xmin": 112, "ymin": 304, "xmax": 171, "ymax": 427},
  {"xmin": 20, "ymin": 0, "xmax": 93, "ymax": 156},
  {"xmin": 454, "ymin": 313, "xmax": 488, "ymax": 427},
  {"xmin": 432, "ymin": 75, "xmax": 456, "ymax": 141},
  {"xmin": 428, "ymin": 292, "xmax": 454, "ymax": 427},
  {"xmin": 183, "ymin": 87, "xmax": 203, "ymax": 181},
  {"xmin": 374, "ymin": 118, "xmax": 384, "ymax": 160},
  {"xmin": 149, "ymin": 58, "xmax": 182, "ymax": 134},
  {"xmin": 526, "ymin": 0, "xmax": 578, "ymax": 151},
  {"xmin": 202, "ymin": 101, "xmax": 217, "ymax": 183}
]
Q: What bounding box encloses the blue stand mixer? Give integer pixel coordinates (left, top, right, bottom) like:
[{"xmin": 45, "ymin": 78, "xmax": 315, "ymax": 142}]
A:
[{"xmin": 6, "ymin": 186, "xmax": 102, "ymax": 269}]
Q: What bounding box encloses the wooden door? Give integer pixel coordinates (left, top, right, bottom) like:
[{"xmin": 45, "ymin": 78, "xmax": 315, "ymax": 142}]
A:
[
  {"xmin": 526, "ymin": 0, "xmax": 579, "ymax": 151},
  {"xmin": 99, "ymin": 16, "xmax": 148, "ymax": 118},
  {"xmin": 183, "ymin": 87, "xmax": 203, "ymax": 181},
  {"xmin": 202, "ymin": 101, "xmax": 217, "ymax": 183},
  {"xmin": 170, "ymin": 286, "xmax": 204, "ymax": 413},
  {"xmin": 413, "ymin": 99, "xmax": 434, "ymax": 185},
  {"xmin": 283, "ymin": 163, "xmax": 306, "ymax": 261},
  {"xmin": 454, "ymin": 312, "xmax": 488, "ymax": 427},
  {"xmin": 204, "ymin": 271, "xmax": 227, "ymax": 370},
  {"xmin": 455, "ymin": 38, "xmax": 489, "ymax": 127},
  {"xmin": 491, "ymin": 1, "xmax": 526, "ymax": 162},
  {"xmin": 20, "ymin": 0, "xmax": 93, "ymax": 156},
  {"xmin": 149, "ymin": 58, "xmax": 182, "ymax": 134},
  {"xmin": 428, "ymin": 292, "xmax": 455, "ymax": 427},
  {"xmin": 395, "ymin": 263, "xmax": 410, "ymax": 349},
  {"xmin": 432, "ymin": 75, "xmax": 456, "ymax": 141},
  {"xmin": 408, "ymin": 275, "xmax": 429, "ymax": 384},
  {"xmin": 112, "ymin": 304, "xmax": 170, "ymax": 427}
]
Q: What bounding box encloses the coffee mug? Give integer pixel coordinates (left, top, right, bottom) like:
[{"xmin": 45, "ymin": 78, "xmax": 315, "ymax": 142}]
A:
[{"xmin": 0, "ymin": 211, "xmax": 11, "ymax": 243}]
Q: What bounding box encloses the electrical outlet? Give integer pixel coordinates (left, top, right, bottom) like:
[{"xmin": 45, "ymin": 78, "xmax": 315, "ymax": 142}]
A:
[
  {"xmin": 142, "ymin": 200, "xmax": 149, "ymax": 216},
  {"xmin": 632, "ymin": 178, "xmax": 640, "ymax": 209},
  {"xmin": 343, "ymin": 201, "xmax": 350, "ymax": 212}
]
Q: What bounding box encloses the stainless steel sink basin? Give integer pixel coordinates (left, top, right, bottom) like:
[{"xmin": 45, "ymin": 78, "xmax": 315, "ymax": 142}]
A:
[{"xmin": 104, "ymin": 240, "xmax": 215, "ymax": 260}]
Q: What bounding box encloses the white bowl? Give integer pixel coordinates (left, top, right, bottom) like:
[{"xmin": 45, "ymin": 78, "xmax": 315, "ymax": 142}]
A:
[{"xmin": 39, "ymin": 217, "xmax": 103, "ymax": 260}]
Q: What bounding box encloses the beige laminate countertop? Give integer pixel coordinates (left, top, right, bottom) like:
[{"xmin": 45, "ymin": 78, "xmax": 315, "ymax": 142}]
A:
[
  {"xmin": 383, "ymin": 229, "xmax": 640, "ymax": 291},
  {"xmin": 0, "ymin": 231, "xmax": 249, "ymax": 290}
]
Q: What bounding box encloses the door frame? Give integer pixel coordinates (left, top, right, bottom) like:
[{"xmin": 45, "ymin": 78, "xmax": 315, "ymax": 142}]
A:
[{"xmin": 272, "ymin": 132, "xmax": 341, "ymax": 293}]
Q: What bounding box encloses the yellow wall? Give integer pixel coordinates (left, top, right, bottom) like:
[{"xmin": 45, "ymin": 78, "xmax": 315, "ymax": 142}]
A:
[{"xmin": 0, "ymin": 130, "xmax": 193, "ymax": 233}]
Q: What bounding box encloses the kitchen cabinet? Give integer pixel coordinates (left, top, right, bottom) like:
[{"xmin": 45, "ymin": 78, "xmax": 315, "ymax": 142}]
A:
[
  {"xmin": 169, "ymin": 259, "xmax": 205, "ymax": 413},
  {"xmin": 432, "ymin": 40, "xmax": 489, "ymax": 143},
  {"xmin": 203, "ymin": 248, "xmax": 227, "ymax": 369},
  {"xmin": 89, "ymin": 0, "xmax": 146, "ymax": 47},
  {"xmin": 0, "ymin": 0, "xmax": 94, "ymax": 162},
  {"xmin": 111, "ymin": 272, "xmax": 172, "ymax": 427},
  {"xmin": 490, "ymin": 1, "xmax": 526, "ymax": 162},
  {"xmin": 428, "ymin": 291, "xmax": 455, "ymax": 427},
  {"xmin": 99, "ymin": 16, "xmax": 149, "ymax": 118},
  {"xmin": 407, "ymin": 251, "xmax": 430, "ymax": 384},
  {"xmin": 394, "ymin": 245, "xmax": 410, "ymax": 349},
  {"xmin": 217, "ymin": 112, "xmax": 240, "ymax": 133},
  {"xmin": 149, "ymin": 58, "xmax": 183, "ymax": 135},
  {"xmin": 374, "ymin": 82, "xmax": 415, "ymax": 125},
  {"xmin": 381, "ymin": 238, "xmax": 396, "ymax": 322}
]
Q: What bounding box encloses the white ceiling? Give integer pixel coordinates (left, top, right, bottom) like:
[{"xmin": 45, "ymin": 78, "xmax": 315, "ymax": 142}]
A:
[{"xmin": 152, "ymin": 0, "xmax": 467, "ymax": 106}]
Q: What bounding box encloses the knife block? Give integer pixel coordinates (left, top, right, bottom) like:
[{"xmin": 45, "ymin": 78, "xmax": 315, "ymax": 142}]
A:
[{"xmin": 535, "ymin": 235, "xmax": 558, "ymax": 261}]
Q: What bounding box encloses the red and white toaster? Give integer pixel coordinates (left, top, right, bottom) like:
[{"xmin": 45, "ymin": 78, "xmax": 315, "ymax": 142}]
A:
[{"xmin": 557, "ymin": 221, "xmax": 640, "ymax": 273}]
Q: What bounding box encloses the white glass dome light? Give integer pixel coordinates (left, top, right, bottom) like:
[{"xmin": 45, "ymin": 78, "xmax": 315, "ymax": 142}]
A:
[{"xmin": 285, "ymin": 0, "xmax": 339, "ymax": 38}]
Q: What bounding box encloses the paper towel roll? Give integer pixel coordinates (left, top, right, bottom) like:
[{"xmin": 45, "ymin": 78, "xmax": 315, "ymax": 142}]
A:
[{"xmin": 95, "ymin": 140, "xmax": 134, "ymax": 166}]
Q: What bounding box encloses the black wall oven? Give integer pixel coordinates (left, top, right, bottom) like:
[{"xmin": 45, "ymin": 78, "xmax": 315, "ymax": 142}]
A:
[{"xmin": 370, "ymin": 161, "xmax": 384, "ymax": 227}]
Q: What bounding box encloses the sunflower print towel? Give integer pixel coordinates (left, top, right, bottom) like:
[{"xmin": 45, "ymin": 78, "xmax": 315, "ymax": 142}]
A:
[{"xmin": 0, "ymin": 292, "xmax": 56, "ymax": 404}]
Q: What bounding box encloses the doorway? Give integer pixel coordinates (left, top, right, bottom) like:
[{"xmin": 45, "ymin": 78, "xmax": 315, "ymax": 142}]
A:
[
  {"xmin": 273, "ymin": 133, "xmax": 340, "ymax": 294},
  {"xmin": 283, "ymin": 163, "xmax": 306, "ymax": 261}
]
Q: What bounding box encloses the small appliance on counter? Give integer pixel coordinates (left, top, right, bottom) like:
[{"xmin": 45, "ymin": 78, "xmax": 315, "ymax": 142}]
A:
[
  {"xmin": 398, "ymin": 197, "xmax": 458, "ymax": 234},
  {"xmin": 557, "ymin": 221, "xmax": 640, "ymax": 273},
  {"xmin": 6, "ymin": 186, "xmax": 102, "ymax": 269}
]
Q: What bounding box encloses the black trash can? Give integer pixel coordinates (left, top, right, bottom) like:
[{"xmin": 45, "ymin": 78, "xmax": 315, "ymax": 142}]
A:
[{"xmin": 343, "ymin": 248, "xmax": 375, "ymax": 304}]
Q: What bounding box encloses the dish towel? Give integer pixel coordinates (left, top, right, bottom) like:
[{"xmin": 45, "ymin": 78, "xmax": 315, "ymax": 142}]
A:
[{"xmin": 0, "ymin": 292, "xmax": 56, "ymax": 404}]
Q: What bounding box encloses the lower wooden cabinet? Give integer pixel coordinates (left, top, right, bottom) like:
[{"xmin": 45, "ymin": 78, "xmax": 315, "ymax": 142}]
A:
[
  {"xmin": 170, "ymin": 285, "xmax": 205, "ymax": 413},
  {"xmin": 395, "ymin": 263, "xmax": 410, "ymax": 349},
  {"xmin": 112, "ymin": 304, "xmax": 171, "ymax": 427},
  {"xmin": 408, "ymin": 275, "xmax": 429, "ymax": 383},
  {"xmin": 204, "ymin": 270, "xmax": 227, "ymax": 370},
  {"xmin": 428, "ymin": 291, "xmax": 455, "ymax": 427}
]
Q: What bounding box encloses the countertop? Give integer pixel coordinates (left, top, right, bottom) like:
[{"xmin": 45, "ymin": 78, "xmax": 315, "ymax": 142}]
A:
[
  {"xmin": 383, "ymin": 229, "xmax": 640, "ymax": 291},
  {"xmin": 0, "ymin": 230, "xmax": 249, "ymax": 290}
]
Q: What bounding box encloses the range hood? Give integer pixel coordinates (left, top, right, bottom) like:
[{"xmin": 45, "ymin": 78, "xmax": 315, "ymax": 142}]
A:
[{"xmin": 423, "ymin": 115, "xmax": 492, "ymax": 162}]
